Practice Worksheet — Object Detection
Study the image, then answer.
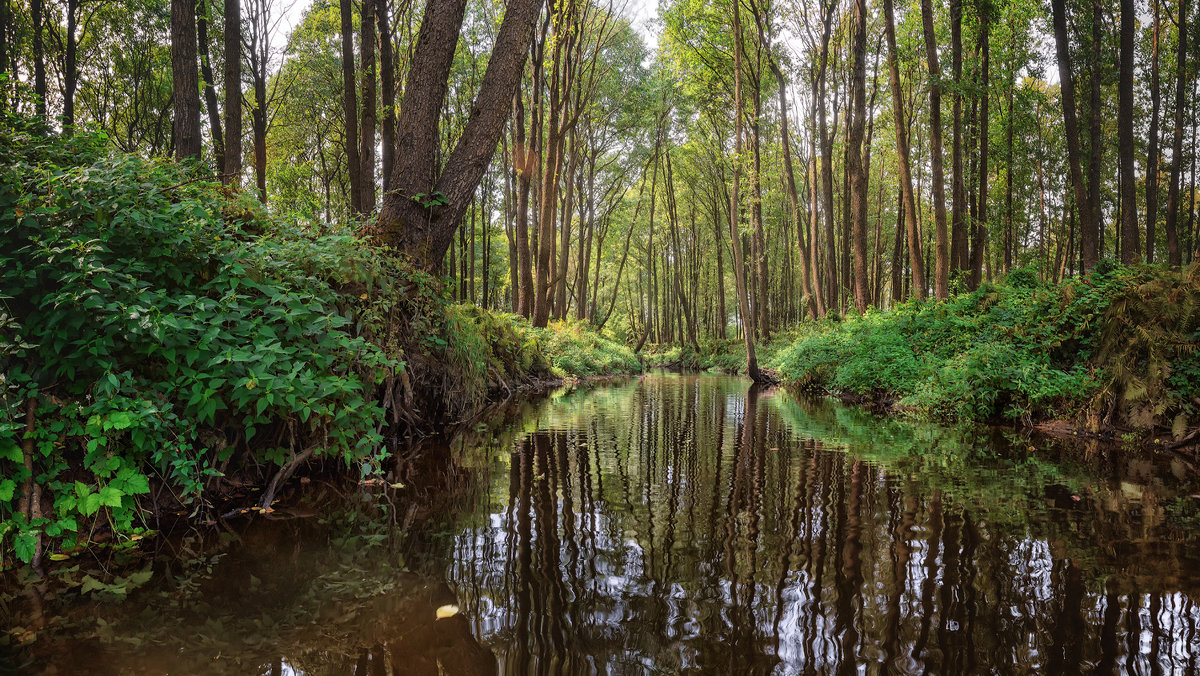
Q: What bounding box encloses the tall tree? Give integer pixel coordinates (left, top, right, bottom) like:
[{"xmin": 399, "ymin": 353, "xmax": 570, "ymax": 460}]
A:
[
  {"xmin": 361, "ymin": 0, "xmax": 378, "ymax": 212},
  {"xmin": 970, "ymin": 0, "xmax": 990, "ymax": 287},
  {"xmin": 920, "ymin": 0, "xmax": 950, "ymax": 298},
  {"xmin": 729, "ymin": 0, "xmax": 762, "ymax": 381},
  {"xmin": 378, "ymin": 0, "xmax": 397, "ymax": 192},
  {"xmin": 1164, "ymin": 0, "xmax": 1188, "ymax": 265},
  {"xmin": 340, "ymin": 0, "xmax": 363, "ymax": 214},
  {"xmin": 1117, "ymin": 0, "xmax": 1138, "ymax": 262},
  {"xmin": 1050, "ymin": 0, "xmax": 1097, "ymax": 271},
  {"xmin": 950, "ymin": 0, "xmax": 966, "ymax": 274},
  {"xmin": 883, "ymin": 0, "xmax": 926, "ymax": 298},
  {"xmin": 197, "ymin": 0, "xmax": 224, "ymax": 163},
  {"xmin": 223, "ymin": 0, "xmax": 242, "ymax": 185},
  {"xmin": 373, "ymin": 0, "xmax": 544, "ymax": 270},
  {"xmin": 847, "ymin": 0, "xmax": 870, "ymax": 312},
  {"xmin": 171, "ymin": 0, "xmax": 202, "ymax": 159},
  {"xmin": 32, "ymin": 0, "xmax": 46, "ymax": 119},
  {"xmin": 1146, "ymin": 0, "xmax": 1162, "ymax": 262}
]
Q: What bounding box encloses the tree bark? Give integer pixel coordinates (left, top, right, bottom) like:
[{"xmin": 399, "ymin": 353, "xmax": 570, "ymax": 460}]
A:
[
  {"xmin": 1117, "ymin": 0, "xmax": 1138, "ymax": 262},
  {"xmin": 171, "ymin": 0, "xmax": 202, "ymax": 159},
  {"xmin": 361, "ymin": 0, "xmax": 378, "ymax": 212},
  {"xmin": 197, "ymin": 0, "xmax": 224, "ymax": 166},
  {"xmin": 730, "ymin": 0, "xmax": 761, "ymax": 381},
  {"xmin": 223, "ymin": 0, "xmax": 241, "ymax": 184},
  {"xmin": 1146, "ymin": 0, "xmax": 1161, "ymax": 263},
  {"xmin": 378, "ymin": 0, "xmax": 397, "ymax": 192},
  {"xmin": 1164, "ymin": 0, "xmax": 1188, "ymax": 266},
  {"xmin": 816, "ymin": 0, "xmax": 837, "ymax": 312},
  {"xmin": 970, "ymin": 5, "xmax": 990, "ymax": 287},
  {"xmin": 848, "ymin": 0, "xmax": 870, "ymax": 313},
  {"xmin": 340, "ymin": 0, "xmax": 363, "ymax": 214},
  {"xmin": 920, "ymin": 0, "xmax": 949, "ymax": 298},
  {"xmin": 1085, "ymin": 0, "xmax": 1103, "ymax": 266},
  {"xmin": 373, "ymin": 0, "xmax": 544, "ymax": 270},
  {"xmin": 1050, "ymin": 0, "xmax": 1097, "ymax": 271},
  {"xmin": 884, "ymin": 0, "xmax": 926, "ymax": 298},
  {"xmin": 32, "ymin": 0, "xmax": 45, "ymax": 120},
  {"xmin": 949, "ymin": 0, "xmax": 966, "ymax": 275}
]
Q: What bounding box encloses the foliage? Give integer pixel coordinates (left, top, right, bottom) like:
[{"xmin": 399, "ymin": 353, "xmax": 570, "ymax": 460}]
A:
[
  {"xmin": 776, "ymin": 264, "xmax": 1200, "ymax": 432},
  {"xmin": 0, "ymin": 121, "xmax": 407, "ymax": 565},
  {"xmin": 531, "ymin": 320, "xmax": 642, "ymax": 378}
]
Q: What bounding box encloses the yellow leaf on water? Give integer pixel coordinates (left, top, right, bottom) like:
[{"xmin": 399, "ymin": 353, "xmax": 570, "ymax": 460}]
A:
[{"xmin": 435, "ymin": 604, "xmax": 460, "ymax": 619}]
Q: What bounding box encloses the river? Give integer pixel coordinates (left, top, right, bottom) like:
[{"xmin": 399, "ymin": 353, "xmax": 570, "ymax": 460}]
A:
[{"xmin": 6, "ymin": 372, "xmax": 1200, "ymax": 674}]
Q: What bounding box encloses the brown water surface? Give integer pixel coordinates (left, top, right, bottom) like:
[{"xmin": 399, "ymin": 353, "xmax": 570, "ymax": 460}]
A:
[{"xmin": 5, "ymin": 372, "xmax": 1200, "ymax": 674}]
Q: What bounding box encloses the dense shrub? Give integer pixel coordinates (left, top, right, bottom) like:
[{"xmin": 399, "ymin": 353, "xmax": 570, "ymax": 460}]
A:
[
  {"xmin": 776, "ymin": 264, "xmax": 1200, "ymax": 432},
  {"xmin": 532, "ymin": 320, "xmax": 642, "ymax": 378},
  {"xmin": 0, "ymin": 120, "xmax": 409, "ymax": 565}
]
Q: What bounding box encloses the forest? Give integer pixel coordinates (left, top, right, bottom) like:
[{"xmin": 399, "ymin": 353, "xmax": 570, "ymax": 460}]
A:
[{"xmin": 2, "ymin": 0, "xmax": 1200, "ymax": 570}]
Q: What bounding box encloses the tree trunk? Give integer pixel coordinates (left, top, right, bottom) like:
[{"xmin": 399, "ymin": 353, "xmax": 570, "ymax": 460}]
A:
[
  {"xmin": 970, "ymin": 6, "xmax": 990, "ymax": 287},
  {"xmin": 730, "ymin": 0, "xmax": 761, "ymax": 381},
  {"xmin": 949, "ymin": 0, "xmax": 966, "ymax": 275},
  {"xmin": 340, "ymin": 0, "xmax": 363, "ymax": 214},
  {"xmin": 848, "ymin": 0, "xmax": 870, "ymax": 313},
  {"xmin": 513, "ymin": 94, "xmax": 535, "ymax": 316},
  {"xmin": 1146, "ymin": 0, "xmax": 1161, "ymax": 263},
  {"xmin": 920, "ymin": 0, "xmax": 949, "ymax": 298},
  {"xmin": 1117, "ymin": 0, "xmax": 1138, "ymax": 262},
  {"xmin": 171, "ymin": 0, "xmax": 202, "ymax": 159},
  {"xmin": 1085, "ymin": 0, "xmax": 1103, "ymax": 265},
  {"xmin": 816, "ymin": 0, "xmax": 838, "ymax": 313},
  {"xmin": 1050, "ymin": 0, "xmax": 1096, "ymax": 271},
  {"xmin": 884, "ymin": 0, "xmax": 926, "ymax": 298},
  {"xmin": 378, "ymin": 0, "xmax": 397, "ymax": 192},
  {"xmin": 373, "ymin": 0, "xmax": 543, "ymax": 270},
  {"xmin": 32, "ymin": 0, "xmax": 45, "ymax": 120},
  {"xmin": 197, "ymin": 0, "xmax": 224, "ymax": 165},
  {"xmin": 770, "ymin": 61, "xmax": 814, "ymax": 318},
  {"xmin": 223, "ymin": 0, "xmax": 241, "ymax": 183},
  {"xmin": 360, "ymin": 0, "xmax": 378, "ymax": 212},
  {"xmin": 1164, "ymin": 0, "xmax": 1188, "ymax": 266},
  {"xmin": 63, "ymin": 0, "xmax": 84, "ymax": 131}
]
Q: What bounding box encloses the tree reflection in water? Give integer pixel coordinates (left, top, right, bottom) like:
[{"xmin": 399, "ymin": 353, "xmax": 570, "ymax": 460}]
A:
[{"xmin": 445, "ymin": 372, "xmax": 1200, "ymax": 674}]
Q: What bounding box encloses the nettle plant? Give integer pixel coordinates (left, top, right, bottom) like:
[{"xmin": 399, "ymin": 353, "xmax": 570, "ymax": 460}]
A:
[{"xmin": 0, "ymin": 119, "xmax": 401, "ymax": 565}]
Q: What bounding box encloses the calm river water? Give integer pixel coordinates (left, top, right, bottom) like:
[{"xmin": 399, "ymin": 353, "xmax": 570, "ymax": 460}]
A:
[{"xmin": 6, "ymin": 372, "xmax": 1200, "ymax": 674}]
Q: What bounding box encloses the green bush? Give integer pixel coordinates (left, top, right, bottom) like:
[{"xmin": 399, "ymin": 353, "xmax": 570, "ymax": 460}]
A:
[
  {"xmin": 0, "ymin": 121, "xmax": 402, "ymax": 565},
  {"xmin": 776, "ymin": 264, "xmax": 1200, "ymax": 430},
  {"xmin": 533, "ymin": 320, "xmax": 642, "ymax": 378}
]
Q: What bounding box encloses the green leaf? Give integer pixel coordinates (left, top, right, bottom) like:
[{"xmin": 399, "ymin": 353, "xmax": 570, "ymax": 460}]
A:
[
  {"xmin": 0, "ymin": 479, "xmax": 15, "ymax": 502},
  {"xmin": 14, "ymin": 532, "xmax": 36, "ymax": 563},
  {"xmin": 98, "ymin": 486, "xmax": 124, "ymax": 507}
]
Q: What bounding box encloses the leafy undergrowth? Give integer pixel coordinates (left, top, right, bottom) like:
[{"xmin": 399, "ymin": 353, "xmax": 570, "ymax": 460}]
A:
[
  {"xmin": 774, "ymin": 264, "xmax": 1200, "ymax": 438},
  {"xmin": 532, "ymin": 320, "xmax": 642, "ymax": 378},
  {"xmin": 0, "ymin": 119, "xmax": 637, "ymax": 568},
  {"xmin": 642, "ymin": 330, "xmax": 806, "ymax": 374}
]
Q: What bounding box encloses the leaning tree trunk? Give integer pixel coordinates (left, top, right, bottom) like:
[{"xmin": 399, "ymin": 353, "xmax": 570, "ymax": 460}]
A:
[
  {"xmin": 884, "ymin": 0, "xmax": 926, "ymax": 298},
  {"xmin": 197, "ymin": 0, "xmax": 224, "ymax": 166},
  {"xmin": 729, "ymin": 0, "xmax": 762, "ymax": 381},
  {"xmin": 373, "ymin": 0, "xmax": 544, "ymax": 270}
]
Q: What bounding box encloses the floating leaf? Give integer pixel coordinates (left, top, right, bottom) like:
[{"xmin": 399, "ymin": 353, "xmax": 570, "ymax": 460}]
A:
[{"xmin": 435, "ymin": 604, "xmax": 460, "ymax": 619}]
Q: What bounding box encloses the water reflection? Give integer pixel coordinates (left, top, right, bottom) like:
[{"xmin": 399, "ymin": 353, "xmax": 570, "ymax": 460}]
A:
[
  {"xmin": 443, "ymin": 373, "xmax": 1200, "ymax": 674},
  {"xmin": 8, "ymin": 373, "xmax": 1200, "ymax": 674}
]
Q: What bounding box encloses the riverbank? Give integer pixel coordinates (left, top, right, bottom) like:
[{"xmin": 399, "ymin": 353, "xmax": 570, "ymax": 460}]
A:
[
  {"xmin": 0, "ymin": 123, "xmax": 641, "ymax": 569},
  {"xmin": 771, "ymin": 265, "xmax": 1200, "ymax": 448}
]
